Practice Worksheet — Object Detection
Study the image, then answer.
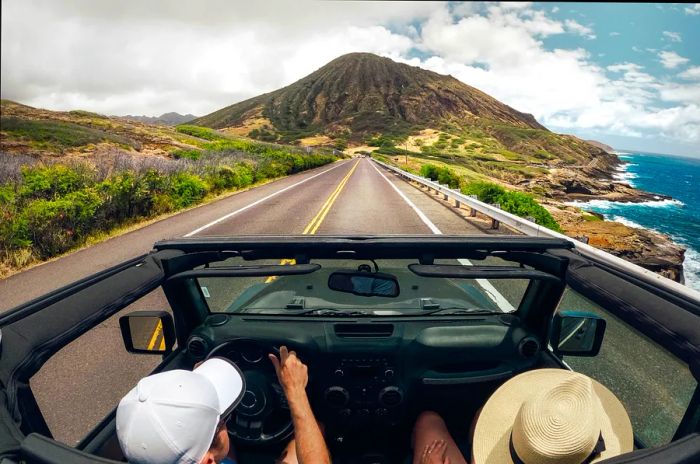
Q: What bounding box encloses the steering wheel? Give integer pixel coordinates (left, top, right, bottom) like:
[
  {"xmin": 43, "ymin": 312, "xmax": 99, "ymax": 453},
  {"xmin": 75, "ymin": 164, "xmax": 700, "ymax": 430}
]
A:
[{"xmin": 206, "ymin": 339, "xmax": 294, "ymax": 445}]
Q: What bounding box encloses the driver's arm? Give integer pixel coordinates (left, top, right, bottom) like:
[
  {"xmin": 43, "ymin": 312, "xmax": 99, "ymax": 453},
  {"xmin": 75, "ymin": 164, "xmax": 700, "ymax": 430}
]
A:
[{"xmin": 269, "ymin": 346, "xmax": 331, "ymax": 464}]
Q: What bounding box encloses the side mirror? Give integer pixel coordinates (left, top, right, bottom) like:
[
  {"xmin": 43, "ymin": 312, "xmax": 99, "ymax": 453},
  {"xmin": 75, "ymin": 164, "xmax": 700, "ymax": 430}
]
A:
[
  {"xmin": 119, "ymin": 311, "xmax": 176, "ymax": 354},
  {"xmin": 551, "ymin": 311, "xmax": 606, "ymax": 357}
]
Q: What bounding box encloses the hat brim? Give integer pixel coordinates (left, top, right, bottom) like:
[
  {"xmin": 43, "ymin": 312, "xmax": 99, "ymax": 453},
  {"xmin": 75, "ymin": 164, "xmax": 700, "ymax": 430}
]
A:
[
  {"xmin": 472, "ymin": 369, "xmax": 633, "ymax": 464},
  {"xmin": 194, "ymin": 357, "xmax": 246, "ymax": 417}
]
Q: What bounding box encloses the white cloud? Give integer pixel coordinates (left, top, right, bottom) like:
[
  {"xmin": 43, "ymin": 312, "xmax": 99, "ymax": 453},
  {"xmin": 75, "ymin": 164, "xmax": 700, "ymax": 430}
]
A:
[
  {"xmin": 609, "ymin": 31, "xmax": 621, "ymax": 37},
  {"xmin": 1, "ymin": 0, "xmax": 698, "ymax": 150},
  {"xmin": 659, "ymin": 51, "xmax": 690, "ymax": 69},
  {"xmin": 662, "ymin": 31, "xmax": 682, "ymax": 42},
  {"xmin": 564, "ymin": 19, "xmax": 596, "ymax": 39},
  {"xmin": 607, "ymin": 63, "xmax": 643, "ymax": 73},
  {"xmin": 685, "ymin": 4, "xmax": 700, "ymax": 15},
  {"xmin": 679, "ymin": 66, "xmax": 700, "ymax": 80}
]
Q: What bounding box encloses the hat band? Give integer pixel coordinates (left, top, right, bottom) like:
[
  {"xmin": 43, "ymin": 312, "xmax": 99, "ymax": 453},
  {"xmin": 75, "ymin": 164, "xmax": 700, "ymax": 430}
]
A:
[{"xmin": 508, "ymin": 432, "xmax": 607, "ymax": 464}]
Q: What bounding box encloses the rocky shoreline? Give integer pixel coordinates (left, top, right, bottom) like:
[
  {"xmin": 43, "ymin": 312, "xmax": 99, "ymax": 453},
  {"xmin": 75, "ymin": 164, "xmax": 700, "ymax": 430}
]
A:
[{"xmin": 533, "ymin": 150, "xmax": 686, "ymax": 283}]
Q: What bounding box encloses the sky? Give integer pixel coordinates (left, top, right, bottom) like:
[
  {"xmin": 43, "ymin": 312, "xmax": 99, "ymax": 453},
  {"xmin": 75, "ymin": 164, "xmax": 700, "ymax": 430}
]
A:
[{"xmin": 2, "ymin": 1, "xmax": 699, "ymax": 157}]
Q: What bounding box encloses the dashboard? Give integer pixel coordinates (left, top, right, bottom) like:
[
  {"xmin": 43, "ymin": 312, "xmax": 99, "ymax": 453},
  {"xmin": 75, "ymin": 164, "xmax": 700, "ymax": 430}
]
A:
[{"xmin": 186, "ymin": 313, "xmax": 542, "ymax": 443}]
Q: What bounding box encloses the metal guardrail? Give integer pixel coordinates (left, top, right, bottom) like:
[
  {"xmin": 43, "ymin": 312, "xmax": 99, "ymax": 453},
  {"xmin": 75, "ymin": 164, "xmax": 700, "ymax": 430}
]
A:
[{"xmin": 373, "ymin": 158, "xmax": 700, "ymax": 303}]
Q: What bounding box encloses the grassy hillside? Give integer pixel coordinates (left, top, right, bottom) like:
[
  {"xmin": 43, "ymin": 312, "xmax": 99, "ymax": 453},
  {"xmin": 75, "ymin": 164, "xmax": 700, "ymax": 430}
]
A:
[{"xmin": 0, "ymin": 100, "xmax": 341, "ymax": 276}]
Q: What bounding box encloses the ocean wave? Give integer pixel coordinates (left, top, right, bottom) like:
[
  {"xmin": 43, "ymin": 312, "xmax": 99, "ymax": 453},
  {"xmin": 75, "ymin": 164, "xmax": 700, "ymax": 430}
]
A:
[
  {"xmin": 610, "ymin": 216, "xmax": 645, "ymax": 229},
  {"xmin": 681, "ymin": 245, "xmax": 700, "ymax": 292},
  {"xmin": 566, "ymin": 198, "xmax": 685, "ymax": 210}
]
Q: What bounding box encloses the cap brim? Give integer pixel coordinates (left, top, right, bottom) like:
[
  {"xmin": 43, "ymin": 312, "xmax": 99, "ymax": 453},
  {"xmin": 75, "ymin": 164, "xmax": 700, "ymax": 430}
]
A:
[
  {"xmin": 471, "ymin": 369, "xmax": 633, "ymax": 464},
  {"xmin": 194, "ymin": 357, "xmax": 246, "ymax": 417}
]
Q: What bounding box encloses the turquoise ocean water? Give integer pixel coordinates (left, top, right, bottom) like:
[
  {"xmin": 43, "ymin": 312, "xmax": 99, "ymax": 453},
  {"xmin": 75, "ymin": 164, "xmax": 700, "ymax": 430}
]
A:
[{"xmin": 568, "ymin": 151, "xmax": 700, "ymax": 291}]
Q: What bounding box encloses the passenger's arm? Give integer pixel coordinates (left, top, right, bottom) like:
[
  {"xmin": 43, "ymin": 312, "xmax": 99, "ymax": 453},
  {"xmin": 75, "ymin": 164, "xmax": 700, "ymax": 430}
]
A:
[{"xmin": 269, "ymin": 346, "xmax": 331, "ymax": 464}]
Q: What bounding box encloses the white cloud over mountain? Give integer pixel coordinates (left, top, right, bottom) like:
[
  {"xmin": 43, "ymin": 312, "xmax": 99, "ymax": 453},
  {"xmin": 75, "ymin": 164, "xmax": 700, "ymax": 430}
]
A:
[{"xmin": 1, "ymin": 0, "xmax": 698, "ymax": 152}]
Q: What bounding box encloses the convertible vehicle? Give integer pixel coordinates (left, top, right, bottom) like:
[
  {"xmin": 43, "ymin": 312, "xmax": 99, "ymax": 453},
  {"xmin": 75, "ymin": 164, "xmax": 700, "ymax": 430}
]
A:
[{"xmin": 0, "ymin": 236, "xmax": 698, "ymax": 463}]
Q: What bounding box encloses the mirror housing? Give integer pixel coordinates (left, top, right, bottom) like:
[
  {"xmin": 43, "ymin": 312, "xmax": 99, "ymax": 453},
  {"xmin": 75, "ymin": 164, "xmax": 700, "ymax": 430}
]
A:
[
  {"xmin": 328, "ymin": 271, "xmax": 399, "ymax": 297},
  {"xmin": 119, "ymin": 311, "xmax": 176, "ymax": 354},
  {"xmin": 551, "ymin": 311, "xmax": 606, "ymax": 357}
]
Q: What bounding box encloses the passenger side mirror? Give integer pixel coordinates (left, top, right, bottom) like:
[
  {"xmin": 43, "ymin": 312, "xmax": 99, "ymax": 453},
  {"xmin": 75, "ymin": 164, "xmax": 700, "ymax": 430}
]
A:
[
  {"xmin": 551, "ymin": 311, "xmax": 606, "ymax": 357},
  {"xmin": 119, "ymin": 311, "xmax": 176, "ymax": 354}
]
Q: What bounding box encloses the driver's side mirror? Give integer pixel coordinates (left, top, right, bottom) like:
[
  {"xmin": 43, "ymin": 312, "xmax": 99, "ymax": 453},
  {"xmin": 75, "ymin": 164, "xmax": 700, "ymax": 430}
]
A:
[
  {"xmin": 551, "ymin": 311, "xmax": 606, "ymax": 357},
  {"xmin": 119, "ymin": 311, "xmax": 176, "ymax": 354}
]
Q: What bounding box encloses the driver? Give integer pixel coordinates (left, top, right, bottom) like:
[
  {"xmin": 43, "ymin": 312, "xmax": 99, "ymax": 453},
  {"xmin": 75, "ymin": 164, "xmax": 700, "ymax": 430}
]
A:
[
  {"xmin": 116, "ymin": 357, "xmax": 245, "ymax": 464},
  {"xmin": 116, "ymin": 348, "xmax": 330, "ymax": 464}
]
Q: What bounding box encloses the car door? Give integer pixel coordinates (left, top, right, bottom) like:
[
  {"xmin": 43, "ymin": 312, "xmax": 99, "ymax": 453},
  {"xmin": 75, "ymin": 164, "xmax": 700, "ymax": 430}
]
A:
[
  {"xmin": 549, "ymin": 250, "xmax": 700, "ymax": 449},
  {"xmin": 0, "ymin": 250, "xmax": 184, "ymax": 463}
]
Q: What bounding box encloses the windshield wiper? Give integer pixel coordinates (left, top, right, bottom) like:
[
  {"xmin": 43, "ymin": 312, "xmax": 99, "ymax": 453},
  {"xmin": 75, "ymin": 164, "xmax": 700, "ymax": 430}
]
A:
[
  {"xmin": 292, "ymin": 308, "xmax": 368, "ymax": 317},
  {"xmin": 420, "ymin": 307, "xmax": 496, "ymax": 316}
]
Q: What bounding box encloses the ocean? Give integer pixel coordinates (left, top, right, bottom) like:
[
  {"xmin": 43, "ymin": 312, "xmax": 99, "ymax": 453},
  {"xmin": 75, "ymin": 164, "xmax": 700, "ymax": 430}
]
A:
[{"xmin": 569, "ymin": 151, "xmax": 700, "ymax": 292}]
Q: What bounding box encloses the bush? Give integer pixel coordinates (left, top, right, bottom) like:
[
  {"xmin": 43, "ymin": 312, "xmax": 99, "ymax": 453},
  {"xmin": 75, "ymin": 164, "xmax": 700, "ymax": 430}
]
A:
[
  {"xmin": 176, "ymin": 125, "xmax": 226, "ymax": 141},
  {"xmin": 172, "ymin": 149, "xmax": 202, "ymax": 160},
  {"xmin": 461, "ymin": 181, "xmax": 561, "ymax": 231},
  {"xmin": 20, "ymin": 190, "xmax": 103, "ymax": 258},
  {"xmin": 20, "ymin": 164, "xmax": 92, "ymax": 200},
  {"xmin": 98, "ymin": 172, "xmax": 153, "ymax": 224},
  {"xmin": 168, "ymin": 172, "xmax": 208, "ymax": 208},
  {"xmin": 420, "ymin": 164, "xmax": 460, "ymax": 189}
]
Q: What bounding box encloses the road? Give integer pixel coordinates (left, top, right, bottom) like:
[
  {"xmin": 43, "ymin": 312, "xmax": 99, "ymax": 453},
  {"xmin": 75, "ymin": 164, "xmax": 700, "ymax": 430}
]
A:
[{"xmin": 6, "ymin": 157, "xmax": 505, "ymax": 444}]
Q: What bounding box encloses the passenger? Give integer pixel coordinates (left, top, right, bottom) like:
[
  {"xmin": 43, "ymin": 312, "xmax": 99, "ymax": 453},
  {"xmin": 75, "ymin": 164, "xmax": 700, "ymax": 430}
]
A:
[
  {"xmin": 413, "ymin": 369, "xmax": 634, "ymax": 464},
  {"xmin": 271, "ymin": 346, "xmax": 331, "ymax": 464},
  {"xmin": 116, "ymin": 357, "xmax": 245, "ymax": 464}
]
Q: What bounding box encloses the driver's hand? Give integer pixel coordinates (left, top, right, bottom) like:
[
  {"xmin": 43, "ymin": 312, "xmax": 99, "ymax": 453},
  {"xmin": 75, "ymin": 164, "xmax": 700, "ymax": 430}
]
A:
[{"xmin": 269, "ymin": 346, "xmax": 308, "ymax": 401}]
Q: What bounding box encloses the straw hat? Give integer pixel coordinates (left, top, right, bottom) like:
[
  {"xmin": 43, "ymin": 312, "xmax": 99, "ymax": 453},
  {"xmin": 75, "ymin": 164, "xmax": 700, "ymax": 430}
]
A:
[{"xmin": 472, "ymin": 369, "xmax": 633, "ymax": 464}]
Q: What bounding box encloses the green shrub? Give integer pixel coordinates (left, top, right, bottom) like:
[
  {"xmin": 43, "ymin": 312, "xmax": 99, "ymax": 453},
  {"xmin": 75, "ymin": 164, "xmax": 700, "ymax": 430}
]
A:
[
  {"xmin": 420, "ymin": 164, "xmax": 460, "ymax": 188},
  {"xmin": 20, "ymin": 190, "xmax": 103, "ymax": 257},
  {"xmin": 176, "ymin": 125, "xmax": 227, "ymax": 141},
  {"xmin": 98, "ymin": 172, "xmax": 153, "ymax": 223},
  {"xmin": 461, "ymin": 181, "xmax": 560, "ymax": 231},
  {"xmin": 172, "ymin": 148, "xmax": 202, "ymax": 160},
  {"xmin": 20, "ymin": 164, "xmax": 92, "ymax": 200},
  {"xmin": 168, "ymin": 172, "xmax": 208, "ymax": 208}
]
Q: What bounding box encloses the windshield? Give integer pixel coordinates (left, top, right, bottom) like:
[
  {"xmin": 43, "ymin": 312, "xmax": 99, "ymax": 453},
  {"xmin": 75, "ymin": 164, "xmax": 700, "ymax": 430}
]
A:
[{"xmin": 197, "ymin": 257, "xmax": 531, "ymax": 315}]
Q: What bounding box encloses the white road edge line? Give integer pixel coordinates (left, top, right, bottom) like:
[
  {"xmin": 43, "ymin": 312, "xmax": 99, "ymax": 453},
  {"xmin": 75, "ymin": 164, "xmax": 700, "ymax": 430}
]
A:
[
  {"xmin": 185, "ymin": 160, "xmax": 350, "ymax": 237},
  {"xmin": 369, "ymin": 162, "xmax": 515, "ymax": 312}
]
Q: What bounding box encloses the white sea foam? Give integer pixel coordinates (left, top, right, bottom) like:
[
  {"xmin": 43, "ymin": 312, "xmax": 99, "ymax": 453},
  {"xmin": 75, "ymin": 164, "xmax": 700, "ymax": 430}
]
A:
[
  {"xmin": 610, "ymin": 215, "xmax": 645, "ymax": 229},
  {"xmin": 681, "ymin": 245, "xmax": 700, "ymax": 292},
  {"xmin": 566, "ymin": 198, "xmax": 685, "ymax": 210}
]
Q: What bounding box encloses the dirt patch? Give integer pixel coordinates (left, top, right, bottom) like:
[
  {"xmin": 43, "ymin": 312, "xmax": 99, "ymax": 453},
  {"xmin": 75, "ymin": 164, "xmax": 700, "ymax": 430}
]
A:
[{"xmin": 298, "ymin": 135, "xmax": 333, "ymax": 147}]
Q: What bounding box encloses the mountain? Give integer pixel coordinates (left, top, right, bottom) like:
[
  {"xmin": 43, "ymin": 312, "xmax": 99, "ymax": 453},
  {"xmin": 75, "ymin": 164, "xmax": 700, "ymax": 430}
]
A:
[
  {"xmin": 192, "ymin": 52, "xmax": 546, "ymax": 137},
  {"xmin": 118, "ymin": 112, "xmax": 197, "ymax": 125},
  {"xmin": 585, "ymin": 140, "xmax": 614, "ymax": 153}
]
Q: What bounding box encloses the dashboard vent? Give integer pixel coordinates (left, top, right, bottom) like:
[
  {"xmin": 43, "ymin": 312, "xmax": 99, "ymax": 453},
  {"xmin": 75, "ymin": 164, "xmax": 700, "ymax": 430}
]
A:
[
  {"xmin": 518, "ymin": 337, "xmax": 540, "ymax": 359},
  {"xmin": 187, "ymin": 336, "xmax": 208, "ymax": 359},
  {"xmin": 334, "ymin": 324, "xmax": 394, "ymax": 338}
]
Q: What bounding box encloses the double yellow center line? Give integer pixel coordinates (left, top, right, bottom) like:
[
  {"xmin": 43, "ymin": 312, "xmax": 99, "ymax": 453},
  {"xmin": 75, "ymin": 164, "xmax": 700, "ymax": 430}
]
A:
[
  {"xmin": 303, "ymin": 160, "xmax": 360, "ymax": 235},
  {"xmin": 265, "ymin": 160, "xmax": 360, "ymax": 282}
]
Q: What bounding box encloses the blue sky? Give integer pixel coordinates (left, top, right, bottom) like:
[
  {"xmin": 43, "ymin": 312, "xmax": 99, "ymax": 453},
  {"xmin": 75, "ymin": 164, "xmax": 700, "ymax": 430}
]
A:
[{"xmin": 2, "ymin": 1, "xmax": 699, "ymax": 156}]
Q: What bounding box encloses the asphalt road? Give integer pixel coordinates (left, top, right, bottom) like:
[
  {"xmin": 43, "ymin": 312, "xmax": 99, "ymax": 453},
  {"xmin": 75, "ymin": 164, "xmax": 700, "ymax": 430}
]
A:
[{"xmin": 10, "ymin": 157, "xmax": 503, "ymax": 444}]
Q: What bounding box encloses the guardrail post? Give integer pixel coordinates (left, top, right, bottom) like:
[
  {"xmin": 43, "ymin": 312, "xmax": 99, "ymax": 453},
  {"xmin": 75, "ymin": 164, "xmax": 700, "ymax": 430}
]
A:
[
  {"xmin": 455, "ymin": 198, "xmax": 460, "ymax": 208},
  {"xmin": 468, "ymin": 195, "xmax": 478, "ymax": 216},
  {"xmin": 492, "ymin": 203, "xmax": 501, "ymax": 229}
]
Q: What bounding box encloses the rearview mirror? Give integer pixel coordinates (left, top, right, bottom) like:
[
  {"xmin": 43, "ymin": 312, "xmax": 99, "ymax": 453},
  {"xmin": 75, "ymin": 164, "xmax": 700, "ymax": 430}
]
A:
[
  {"xmin": 119, "ymin": 311, "xmax": 176, "ymax": 354},
  {"xmin": 328, "ymin": 271, "xmax": 399, "ymax": 297},
  {"xmin": 551, "ymin": 311, "xmax": 606, "ymax": 357}
]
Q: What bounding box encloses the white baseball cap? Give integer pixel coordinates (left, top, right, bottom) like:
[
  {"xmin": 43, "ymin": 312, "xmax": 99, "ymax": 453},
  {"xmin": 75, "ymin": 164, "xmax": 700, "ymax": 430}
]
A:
[{"xmin": 116, "ymin": 358, "xmax": 245, "ymax": 464}]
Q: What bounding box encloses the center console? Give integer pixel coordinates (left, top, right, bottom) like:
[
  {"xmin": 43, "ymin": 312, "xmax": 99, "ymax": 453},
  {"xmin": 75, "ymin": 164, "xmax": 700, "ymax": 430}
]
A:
[{"xmin": 320, "ymin": 355, "xmax": 405, "ymax": 425}]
